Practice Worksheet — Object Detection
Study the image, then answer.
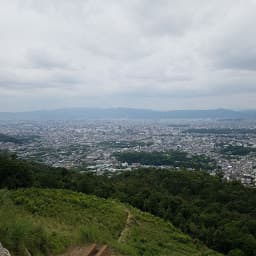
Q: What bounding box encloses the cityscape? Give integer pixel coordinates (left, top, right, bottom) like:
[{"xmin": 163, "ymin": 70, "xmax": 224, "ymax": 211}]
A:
[{"xmin": 1, "ymin": 118, "xmax": 256, "ymax": 187}]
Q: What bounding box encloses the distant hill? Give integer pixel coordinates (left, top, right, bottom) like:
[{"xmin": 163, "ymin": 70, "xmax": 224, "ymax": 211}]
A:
[
  {"xmin": 0, "ymin": 107, "xmax": 256, "ymax": 120},
  {"xmin": 0, "ymin": 189, "xmax": 222, "ymax": 256}
]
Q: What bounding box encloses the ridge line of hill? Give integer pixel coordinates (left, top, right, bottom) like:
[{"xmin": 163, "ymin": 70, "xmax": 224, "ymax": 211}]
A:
[{"xmin": 1, "ymin": 107, "xmax": 256, "ymax": 120}]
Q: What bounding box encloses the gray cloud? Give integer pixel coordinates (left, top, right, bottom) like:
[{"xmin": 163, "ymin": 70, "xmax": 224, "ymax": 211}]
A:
[
  {"xmin": 0, "ymin": 0, "xmax": 256, "ymax": 111},
  {"xmin": 27, "ymin": 49, "xmax": 69, "ymax": 70}
]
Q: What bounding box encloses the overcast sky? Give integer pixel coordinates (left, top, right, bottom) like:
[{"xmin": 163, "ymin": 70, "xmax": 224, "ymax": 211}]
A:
[{"xmin": 1, "ymin": 0, "xmax": 256, "ymax": 111}]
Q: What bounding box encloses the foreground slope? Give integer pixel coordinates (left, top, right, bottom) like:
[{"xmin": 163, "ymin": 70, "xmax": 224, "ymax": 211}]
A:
[{"xmin": 0, "ymin": 189, "xmax": 222, "ymax": 256}]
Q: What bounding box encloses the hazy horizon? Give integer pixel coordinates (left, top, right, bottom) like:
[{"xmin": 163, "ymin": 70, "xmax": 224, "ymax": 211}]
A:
[
  {"xmin": 1, "ymin": 106, "xmax": 256, "ymax": 114},
  {"xmin": 1, "ymin": 1, "xmax": 256, "ymax": 111}
]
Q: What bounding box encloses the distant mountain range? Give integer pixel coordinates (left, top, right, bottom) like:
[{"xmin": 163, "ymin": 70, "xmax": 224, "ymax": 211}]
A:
[{"xmin": 0, "ymin": 108, "xmax": 256, "ymax": 120}]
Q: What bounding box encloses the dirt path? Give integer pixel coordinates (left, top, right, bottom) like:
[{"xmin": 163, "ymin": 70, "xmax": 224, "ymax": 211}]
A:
[
  {"xmin": 118, "ymin": 209, "xmax": 133, "ymax": 243},
  {"xmin": 57, "ymin": 244, "xmax": 113, "ymax": 256},
  {"xmin": 58, "ymin": 245, "xmax": 95, "ymax": 256},
  {"xmin": 57, "ymin": 209, "xmax": 134, "ymax": 255}
]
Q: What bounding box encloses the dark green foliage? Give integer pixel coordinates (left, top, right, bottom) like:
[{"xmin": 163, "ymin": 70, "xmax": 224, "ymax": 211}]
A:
[
  {"xmin": 0, "ymin": 133, "xmax": 23, "ymax": 144},
  {"xmin": 219, "ymin": 144, "xmax": 256, "ymax": 156},
  {"xmin": 0, "ymin": 133, "xmax": 38, "ymax": 144},
  {"xmin": 0, "ymin": 153, "xmax": 255, "ymax": 255},
  {"xmin": 0, "ymin": 154, "xmax": 35, "ymax": 188},
  {"xmin": 114, "ymin": 151, "xmax": 217, "ymax": 170},
  {"xmin": 109, "ymin": 169, "xmax": 256, "ymax": 256}
]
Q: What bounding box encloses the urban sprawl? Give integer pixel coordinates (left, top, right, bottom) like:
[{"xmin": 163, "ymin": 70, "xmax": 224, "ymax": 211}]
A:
[{"xmin": 1, "ymin": 119, "xmax": 256, "ymax": 187}]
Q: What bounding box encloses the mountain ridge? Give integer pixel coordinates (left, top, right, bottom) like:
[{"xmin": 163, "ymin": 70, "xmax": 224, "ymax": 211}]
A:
[{"xmin": 0, "ymin": 107, "xmax": 256, "ymax": 120}]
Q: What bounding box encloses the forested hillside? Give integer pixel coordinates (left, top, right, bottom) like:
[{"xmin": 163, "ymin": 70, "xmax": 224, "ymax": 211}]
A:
[
  {"xmin": 110, "ymin": 169, "xmax": 256, "ymax": 256},
  {"xmin": 0, "ymin": 154, "xmax": 256, "ymax": 255}
]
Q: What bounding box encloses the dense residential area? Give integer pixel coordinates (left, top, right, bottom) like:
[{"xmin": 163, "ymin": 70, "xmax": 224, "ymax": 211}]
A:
[{"xmin": 0, "ymin": 119, "xmax": 256, "ymax": 186}]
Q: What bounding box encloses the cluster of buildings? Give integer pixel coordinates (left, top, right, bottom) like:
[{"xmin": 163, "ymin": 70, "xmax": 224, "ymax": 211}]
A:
[{"xmin": 0, "ymin": 119, "xmax": 256, "ymax": 186}]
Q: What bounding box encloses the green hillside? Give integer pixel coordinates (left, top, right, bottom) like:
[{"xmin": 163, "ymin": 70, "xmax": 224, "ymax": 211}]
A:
[{"xmin": 0, "ymin": 188, "xmax": 222, "ymax": 256}]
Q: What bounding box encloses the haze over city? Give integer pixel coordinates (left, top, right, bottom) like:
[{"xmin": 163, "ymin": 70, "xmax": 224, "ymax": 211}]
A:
[{"xmin": 1, "ymin": 0, "xmax": 256, "ymax": 111}]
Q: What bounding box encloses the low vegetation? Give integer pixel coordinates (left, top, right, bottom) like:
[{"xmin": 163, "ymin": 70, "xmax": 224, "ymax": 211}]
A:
[{"xmin": 0, "ymin": 189, "xmax": 222, "ymax": 256}]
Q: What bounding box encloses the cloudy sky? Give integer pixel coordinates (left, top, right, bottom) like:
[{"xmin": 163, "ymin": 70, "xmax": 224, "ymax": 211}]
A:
[{"xmin": 1, "ymin": 0, "xmax": 256, "ymax": 111}]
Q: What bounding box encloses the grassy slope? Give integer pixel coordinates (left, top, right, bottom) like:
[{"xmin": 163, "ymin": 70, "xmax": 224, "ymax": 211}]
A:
[{"xmin": 0, "ymin": 189, "xmax": 222, "ymax": 256}]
